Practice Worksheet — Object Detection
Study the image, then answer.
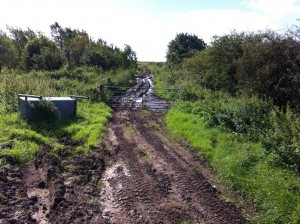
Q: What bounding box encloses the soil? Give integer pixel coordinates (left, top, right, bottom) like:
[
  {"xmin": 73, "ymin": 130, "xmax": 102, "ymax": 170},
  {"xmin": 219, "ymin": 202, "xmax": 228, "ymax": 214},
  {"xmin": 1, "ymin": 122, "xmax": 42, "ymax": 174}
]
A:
[{"xmin": 0, "ymin": 110, "xmax": 248, "ymax": 223}]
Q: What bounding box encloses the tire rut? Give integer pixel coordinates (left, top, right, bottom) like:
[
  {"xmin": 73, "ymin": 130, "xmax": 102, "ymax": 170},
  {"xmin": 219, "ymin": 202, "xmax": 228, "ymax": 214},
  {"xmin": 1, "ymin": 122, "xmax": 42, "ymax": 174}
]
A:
[
  {"xmin": 0, "ymin": 109, "xmax": 247, "ymax": 223},
  {"xmin": 101, "ymin": 110, "xmax": 247, "ymax": 223}
]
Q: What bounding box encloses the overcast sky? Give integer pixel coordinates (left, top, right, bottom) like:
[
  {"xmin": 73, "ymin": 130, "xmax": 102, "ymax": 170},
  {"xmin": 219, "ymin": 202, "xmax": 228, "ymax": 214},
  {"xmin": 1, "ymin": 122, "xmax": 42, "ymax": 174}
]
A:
[{"xmin": 1, "ymin": 0, "xmax": 300, "ymax": 61}]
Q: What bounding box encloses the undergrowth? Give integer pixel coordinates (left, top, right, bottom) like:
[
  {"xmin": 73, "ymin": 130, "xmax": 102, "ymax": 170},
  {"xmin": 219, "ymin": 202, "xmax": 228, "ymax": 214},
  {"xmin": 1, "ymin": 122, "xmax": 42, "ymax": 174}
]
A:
[{"xmin": 166, "ymin": 100, "xmax": 300, "ymax": 223}]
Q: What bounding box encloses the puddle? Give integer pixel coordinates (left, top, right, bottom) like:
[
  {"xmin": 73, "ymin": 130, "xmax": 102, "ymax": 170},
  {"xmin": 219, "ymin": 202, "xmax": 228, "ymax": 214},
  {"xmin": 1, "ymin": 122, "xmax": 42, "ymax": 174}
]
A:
[{"xmin": 108, "ymin": 73, "xmax": 170, "ymax": 111}]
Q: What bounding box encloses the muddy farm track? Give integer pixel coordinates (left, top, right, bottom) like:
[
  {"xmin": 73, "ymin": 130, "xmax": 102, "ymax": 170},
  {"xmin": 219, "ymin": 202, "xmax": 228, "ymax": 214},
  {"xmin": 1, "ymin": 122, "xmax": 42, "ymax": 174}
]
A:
[
  {"xmin": 0, "ymin": 110, "xmax": 247, "ymax": 224},
  {"xmin": 100, "ymin": 110, "xmax": 246, "ymax": 223},
  {"xmin": 0, "ymin": 71, "xmax": 247, "ymax": 223}
]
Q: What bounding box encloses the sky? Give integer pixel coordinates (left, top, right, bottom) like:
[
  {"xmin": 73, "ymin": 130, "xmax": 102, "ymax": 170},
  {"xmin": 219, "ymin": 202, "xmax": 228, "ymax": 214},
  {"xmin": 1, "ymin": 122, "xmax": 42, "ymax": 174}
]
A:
[{"xmin": 1, "ymin": 0, "xmax": 300, "ymax": 62}]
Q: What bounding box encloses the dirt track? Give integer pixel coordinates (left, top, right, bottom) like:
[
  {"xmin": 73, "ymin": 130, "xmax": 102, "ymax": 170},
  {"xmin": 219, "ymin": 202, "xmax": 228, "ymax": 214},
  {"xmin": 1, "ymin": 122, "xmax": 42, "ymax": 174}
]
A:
[
  {"xmin": 100, "ymin": 110, "xmax": 246, "ymax": 223},
  {"xmin": 0, "ymin": 110, "xmax": 247, "ymax": 223}
]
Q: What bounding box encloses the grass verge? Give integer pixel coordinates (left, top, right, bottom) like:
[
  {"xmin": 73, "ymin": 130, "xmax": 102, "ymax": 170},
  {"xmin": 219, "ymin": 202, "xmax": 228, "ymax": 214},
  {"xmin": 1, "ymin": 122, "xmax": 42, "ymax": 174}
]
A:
[
  {"xmin": 0, "ymin": 101, "xmax": 111, "ymax": 164},
  {"xmin": 166, "ymin": 105, "xmax": 300, "ymax": 223}
]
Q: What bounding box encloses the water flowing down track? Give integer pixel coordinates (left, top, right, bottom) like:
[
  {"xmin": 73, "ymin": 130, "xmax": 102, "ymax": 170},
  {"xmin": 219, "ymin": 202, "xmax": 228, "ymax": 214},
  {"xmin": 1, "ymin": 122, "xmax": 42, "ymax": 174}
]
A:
[{"xmin": 107, "ymin": 71, "xmax": 170, "ymax": 111}]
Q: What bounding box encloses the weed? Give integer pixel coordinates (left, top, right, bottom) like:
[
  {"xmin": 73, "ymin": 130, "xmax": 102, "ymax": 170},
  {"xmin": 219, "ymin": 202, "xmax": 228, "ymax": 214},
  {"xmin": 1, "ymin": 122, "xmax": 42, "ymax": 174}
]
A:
[{"xmin": 29, "ymin": 99, "xmax": 60, "ymax": 121}]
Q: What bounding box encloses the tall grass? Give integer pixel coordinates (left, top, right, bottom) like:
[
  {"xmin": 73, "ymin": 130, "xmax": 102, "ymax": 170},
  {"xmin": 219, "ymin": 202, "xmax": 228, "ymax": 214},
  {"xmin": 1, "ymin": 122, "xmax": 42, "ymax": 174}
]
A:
[
  {"xmin": 0, "ymin": 66, "xmax": 133, "ymax": 164},
  {"xmin": 0, "ymin": 66, "xmax": 136, "ymax": 113},
  {"xmin": 166, "ymin": 104, "xmax": 300, "ymax": 223}
]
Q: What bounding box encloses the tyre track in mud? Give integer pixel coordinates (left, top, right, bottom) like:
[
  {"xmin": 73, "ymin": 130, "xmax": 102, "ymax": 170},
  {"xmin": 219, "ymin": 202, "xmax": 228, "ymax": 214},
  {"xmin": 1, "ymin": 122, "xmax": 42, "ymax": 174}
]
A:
[
  {"xmin": 0, "ymin": 109, "xmax": 247, "ymax": 223},
  {"xmin": 101, "ymin": 110, "xmax": 247, "ymax": 223}
]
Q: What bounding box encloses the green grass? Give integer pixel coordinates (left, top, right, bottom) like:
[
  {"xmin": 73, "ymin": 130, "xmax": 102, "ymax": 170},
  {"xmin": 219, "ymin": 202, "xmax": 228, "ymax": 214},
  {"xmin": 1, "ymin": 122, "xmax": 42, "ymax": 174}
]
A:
[
  {"xmin": 63, "ymin": 101, "xmax": 111, "ymax": 153},
  {"xmin": 0, "ymin": 101, "xmax": 111, "ymax": 164},
  {"xmin": 166, "ymin": 106, "xmax": 300, "ymax": 223},
  {"xmin": 144, "ymin": 58, "xmax": 300, "ymax": 223},
  {"xmin": 0, "ymin": 66, "xmax": 135, "ymax": 165}
]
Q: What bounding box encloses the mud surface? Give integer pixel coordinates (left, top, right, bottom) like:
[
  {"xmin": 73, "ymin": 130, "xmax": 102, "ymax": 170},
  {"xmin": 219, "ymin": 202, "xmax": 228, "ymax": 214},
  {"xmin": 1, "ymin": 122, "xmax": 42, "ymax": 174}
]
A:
[
  {"xmin": 0, "ymin": 144, "xmax": 108, "ymax": 224},
  {"xmin": 0, "ymin": 111, "xmax": 247, "ymax": 223},
  {"xmin": 100, "ymin": 110, "xmax": 247, "ymax": 223},
  {"xmin": 0, "ymin": 162, "xmax": 36, "ymax": 223}
]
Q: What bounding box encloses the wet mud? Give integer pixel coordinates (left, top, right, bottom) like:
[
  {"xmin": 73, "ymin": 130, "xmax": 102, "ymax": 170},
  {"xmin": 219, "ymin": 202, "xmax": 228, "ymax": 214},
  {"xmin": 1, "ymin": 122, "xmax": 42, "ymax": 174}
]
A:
[
  {"xmin": 0, "ymin": 110, "xmax": 247, "ymax": 223},
  {"xmin": 0, "ymin": 70, "xmax": 248, "ymax": 223},
  {"xmin": 108, "ymin": 70, "xmax": 170, "ymax": 112},
  {"xmin": 100, "ymin": 110, "xmax": 247, "ymax": 224}
]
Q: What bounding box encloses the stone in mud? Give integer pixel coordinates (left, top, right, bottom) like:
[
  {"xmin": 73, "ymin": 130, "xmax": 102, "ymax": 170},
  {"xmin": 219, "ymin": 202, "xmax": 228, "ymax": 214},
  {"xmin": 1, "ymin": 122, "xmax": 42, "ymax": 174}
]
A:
[
  {"xmin": 52, "ymin": 197, "xmax": 65, "ymax": 209},
  {"xmin": 29, "ymin": 195, "xmax": 38, "ymax": 204},
  {"xmin": 37, "ymin": 181, "xmax": 47, "ymax": 189}
]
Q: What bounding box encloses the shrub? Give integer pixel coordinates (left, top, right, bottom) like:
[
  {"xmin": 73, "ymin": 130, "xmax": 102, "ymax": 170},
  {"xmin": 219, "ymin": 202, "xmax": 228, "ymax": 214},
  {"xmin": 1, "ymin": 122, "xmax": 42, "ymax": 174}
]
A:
[
  {"xmin": 30, "ymin": 99, "xmax": 60, "ymax": 121},
  {"xmin": 263, "ymin": 107, "xmax": 300, "ymax": 171},
  {"xmin": 205, "ymin": 96, "xmax": 272, "ymax": 137}
]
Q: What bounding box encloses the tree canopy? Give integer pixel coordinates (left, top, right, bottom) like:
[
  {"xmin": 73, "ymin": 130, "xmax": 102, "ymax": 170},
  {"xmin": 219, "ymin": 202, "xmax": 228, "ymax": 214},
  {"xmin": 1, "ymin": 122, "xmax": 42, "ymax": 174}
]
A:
[
  {"xmin": 181, "ymin": 30, "xmax": 300, "ymax": 111},
  {"xmin": 0, "ymin": 31, "xmax": 18, "ymax": 72},
  {"xmin": 0, "ymin": 22, "xmax": 138, "ymax": 71},
  {"xmin": 166, "ymin": 33, "xmax": 207, "ymax": 64}
]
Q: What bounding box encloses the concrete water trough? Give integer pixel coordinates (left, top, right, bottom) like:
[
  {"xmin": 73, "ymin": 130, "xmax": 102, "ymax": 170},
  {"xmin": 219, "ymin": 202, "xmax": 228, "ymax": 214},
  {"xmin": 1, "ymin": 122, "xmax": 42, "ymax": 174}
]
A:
[{"xmin": 18, "ymin": 94, "xmax": 88, "ymax": 118}]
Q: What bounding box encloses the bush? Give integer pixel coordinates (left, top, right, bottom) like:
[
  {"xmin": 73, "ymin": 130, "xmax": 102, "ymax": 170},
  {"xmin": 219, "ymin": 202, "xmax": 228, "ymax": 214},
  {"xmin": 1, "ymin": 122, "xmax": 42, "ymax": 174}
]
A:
[
  {"xmin": 206, "ymin": 96, "xmax": 272, "ymax": 137},
  {"xmin": 263, "ymin": 107, "xmax": 300, "ymax": 171},
  {"xmin": 30, "ymin": 99, "xmax": 60, "ymax": 121}
]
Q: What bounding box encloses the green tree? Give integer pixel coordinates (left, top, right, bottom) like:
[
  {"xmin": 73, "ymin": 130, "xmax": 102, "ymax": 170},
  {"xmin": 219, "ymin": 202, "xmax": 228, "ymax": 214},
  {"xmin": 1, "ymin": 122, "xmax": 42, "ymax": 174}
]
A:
[
  {"xmin": 0, "ymin": 31, "xmax": 18, "ymax": 72},
  {"xmin": 50, "ymin": 22, "xmax": 65, "ymax": 51},
  {"xmin": 166, "ymin": 33, "xmax": 207, "ymax": 64},
  {"xmin": 202, "ymin": 32, "xmax": 246, "ymax": 94},
  {"xmin": 50, "ymin": 22, "xmax": 89, "ymax": 66},
  {"xmin": 237, "ymin": 31, "xmax": 300, "ymax": 110},
  {"xmin": 23, "ymin": 36, "xmax": 61, "ymax": 71},
  {"xmin": 121, "ymin": 44, "xmax": 137, "ymax": 69},
  {"xmin": 83, "ymin": 41, "xmax": 118, "ymax": 70},
  {"xmin": 68, "ymin": 34, "xmax": 89, "ymax": 67},
  {"xmin": 6, "ymin": 26, "xmax": 36, "ymax": 65}
]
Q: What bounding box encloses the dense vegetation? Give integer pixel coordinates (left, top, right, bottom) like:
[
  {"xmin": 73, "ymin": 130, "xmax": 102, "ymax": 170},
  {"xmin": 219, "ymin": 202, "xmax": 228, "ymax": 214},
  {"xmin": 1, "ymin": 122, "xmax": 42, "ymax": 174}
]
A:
[
  {"xmin": 0, "ymin": 23, "xmax": 137, "ymax": 165},
  {"xmin": 152, "ymin": 29, "xmax": 300, "ymax": 223},
  {"xmin": 0, "ymin": 22, "xmax": 137, "ymax": 72}
]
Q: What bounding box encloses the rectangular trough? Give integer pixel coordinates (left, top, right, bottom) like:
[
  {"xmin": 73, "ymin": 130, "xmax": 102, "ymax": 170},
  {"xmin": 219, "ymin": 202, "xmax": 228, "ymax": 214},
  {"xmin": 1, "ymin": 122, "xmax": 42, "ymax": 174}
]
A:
[{"xmin": 18, "ymin": 94, "xmax": 88, "ymax": 118}]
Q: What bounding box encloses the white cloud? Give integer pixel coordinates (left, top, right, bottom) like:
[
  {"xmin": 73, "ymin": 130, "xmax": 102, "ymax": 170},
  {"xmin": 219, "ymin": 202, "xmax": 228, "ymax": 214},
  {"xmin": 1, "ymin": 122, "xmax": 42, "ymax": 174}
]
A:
[
  {"xmin": 166, "ymin": 9, "xmax": 281, "ymax": 43},
  {"xmin": 245, "ymin": 0, "xmax": 300, "ymax": 16}
]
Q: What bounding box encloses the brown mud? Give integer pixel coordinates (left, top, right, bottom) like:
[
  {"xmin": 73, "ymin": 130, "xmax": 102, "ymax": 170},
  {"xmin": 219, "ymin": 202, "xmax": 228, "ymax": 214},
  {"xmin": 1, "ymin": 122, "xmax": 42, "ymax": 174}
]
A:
[
  {"xmin": 99, "ymin": 110, "xmax": 247, "ymax": 223},
  {"xmin": 0, "ymin": 110, "xmax": 248, "ymax": 223}
]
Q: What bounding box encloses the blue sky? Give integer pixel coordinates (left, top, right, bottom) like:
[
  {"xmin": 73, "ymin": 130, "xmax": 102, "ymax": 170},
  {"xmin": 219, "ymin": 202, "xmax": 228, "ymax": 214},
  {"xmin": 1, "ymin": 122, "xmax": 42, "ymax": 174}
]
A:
[{"xmin": 1, "ymin": 0, "xmax": 300, "ymax": 61}]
